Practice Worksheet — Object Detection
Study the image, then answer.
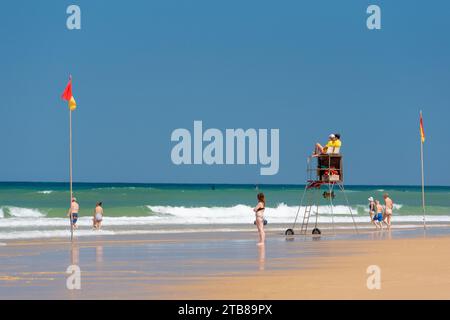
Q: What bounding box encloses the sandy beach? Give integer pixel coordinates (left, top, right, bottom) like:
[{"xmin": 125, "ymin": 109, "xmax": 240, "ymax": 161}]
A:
[
  {"xmin": 168, "ymin": 234, "xmax": 450, "ymax": 300},
  {"xmin": 1, "ymin": 225, "xmax": 450, "ymax": 299}
]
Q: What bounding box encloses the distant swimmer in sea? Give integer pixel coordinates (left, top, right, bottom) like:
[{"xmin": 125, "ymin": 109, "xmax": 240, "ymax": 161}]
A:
[
  {"xmin": 383, "ymin": 193, "xmax": 393, "ymax": 229},
  {"xmin": 67, "ymin": 197, "xmax": 79, "ymax": 230},
  {"xmin": 93, "ymin": 202, "xmax": 104, "ymax": 230},
  {"xmin": 253, "ymin": 193, "xmax": 266, "ymax": 246},
  {"xmin": 373, "ymin": 200, "xmax": 384, "ymax": 230},
  {"xmin": 313, "ymin": 133, "xmax": 342, "ymax": 156}
]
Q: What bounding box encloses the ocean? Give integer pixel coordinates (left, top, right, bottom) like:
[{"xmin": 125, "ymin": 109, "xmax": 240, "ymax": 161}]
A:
[{"xmin": 0, "ymin": 182, "xmax": 449, "ymax": 240}]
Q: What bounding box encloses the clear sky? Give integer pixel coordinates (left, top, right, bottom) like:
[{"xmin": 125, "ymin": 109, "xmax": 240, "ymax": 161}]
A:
[{"xmin": 1, "ymin": 0, "xmax": 449, "ymax": 185}]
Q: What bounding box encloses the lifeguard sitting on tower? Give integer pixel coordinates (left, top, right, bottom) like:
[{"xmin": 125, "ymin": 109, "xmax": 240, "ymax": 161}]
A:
[{"xmin": 313, "ymin": 133, "xmax": 342, "ymax": 156}]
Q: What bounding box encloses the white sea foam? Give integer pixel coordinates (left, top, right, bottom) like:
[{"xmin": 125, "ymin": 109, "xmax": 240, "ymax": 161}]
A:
[
  {"xmin": 0, "ymin": 228, "xmax": 255, "ymax": 240},
  {"xmin": 147, "ymin": 203, "xmax": 374, "ymax": 224},
  {"xmin": 92, "ymin": 186, "xmax": 140, "ymax": 191},
  {"xmin": 0, "ymin": 221, "xmax": 449, "ymax": 240},
  {"xmin": 0, "ymin": 214, "xmax": 445, "ymax": 229},
  {"xmin": 37, "ymin": 190, "xmax": 53, "ymax": 194},
  {"xmin": 360, "ymin": 204, "xmax": 403, "ymax": 212},
  {"xmin": 0, "ymin": 216, "xmax": 164, "ymax": 228},
  {"xmin": 0, "ymin": 206, "xmax": 46, "ymax": 218},
  {"xmin": 0, "ymin": 229, "xmax": 116, "ymax": 240},
  {"xmin": 0, "ymin": 203, "xmax": 427, "ymax": 229}
]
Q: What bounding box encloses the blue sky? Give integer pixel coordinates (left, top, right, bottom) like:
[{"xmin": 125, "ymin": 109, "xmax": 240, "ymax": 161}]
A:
[{"xmin": 0, "ymin": 0, "xmax": 449, "ymax": 185}]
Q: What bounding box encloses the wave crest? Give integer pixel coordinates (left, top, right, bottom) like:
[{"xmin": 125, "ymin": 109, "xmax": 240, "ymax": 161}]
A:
[
  {"xmin": 37, "ymin": 190, "xmax": 53, "ymax": 194},
  {"xmin": 0, "ymin": 206, "xmax": 46, "ymax": 218},
  {"xmin": 147, "ymin": 203, "xmax": 366, "ymax": 224}
]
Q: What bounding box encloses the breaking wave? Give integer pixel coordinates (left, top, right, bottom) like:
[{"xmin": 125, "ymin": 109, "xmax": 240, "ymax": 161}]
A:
[
  {"xmin": 147, "ymin": 203, "xmax": 403, "ymax": 224},
  {"xmin": 0, "ymin": 206, "xmax": 46, "ymax": 218}
]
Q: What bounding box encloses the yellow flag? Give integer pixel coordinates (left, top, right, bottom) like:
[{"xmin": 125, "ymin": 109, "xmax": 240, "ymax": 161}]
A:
[{"xmin": 69, "ymin": 96, "xmax": 77, "ymax": 111}]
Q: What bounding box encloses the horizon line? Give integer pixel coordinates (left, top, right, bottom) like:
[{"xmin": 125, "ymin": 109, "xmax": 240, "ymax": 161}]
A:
[{"xmin": 0, "ymin": 181, "xmax": 449, "ymax": 188}]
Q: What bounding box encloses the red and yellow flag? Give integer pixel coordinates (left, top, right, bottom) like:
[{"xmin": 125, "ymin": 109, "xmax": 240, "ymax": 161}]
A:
[
  {"xmin": 61, "ymin": 76, "xmax": 77, "ymax": 111},
  {"xmin": 419, "ymin": 111, "xmax": 425, "ymax": 143}
]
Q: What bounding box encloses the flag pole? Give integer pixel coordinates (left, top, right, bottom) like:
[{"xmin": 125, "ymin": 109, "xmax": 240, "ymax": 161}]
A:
[
  {"xmin": 69, "ymin": 108, "xmax": 74, "ymax": 241},
  {"xmin": 62, "ymin": 75, "xmax": 75, "ymax": 241},
  {"xmin": 420, "ymin": 111, "xmax": 426, "ymax": 229}
]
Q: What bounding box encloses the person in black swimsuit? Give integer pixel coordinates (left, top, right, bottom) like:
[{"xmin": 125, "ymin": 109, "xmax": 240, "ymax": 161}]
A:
[{"xmin": 253, "ymin": 193, "xmax": 266, "ymax": 246}]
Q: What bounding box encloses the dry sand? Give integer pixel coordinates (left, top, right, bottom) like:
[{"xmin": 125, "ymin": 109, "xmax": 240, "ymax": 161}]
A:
[{"xmin": 158, "ymin": 235, "xmax": 450, "ymax": 299}]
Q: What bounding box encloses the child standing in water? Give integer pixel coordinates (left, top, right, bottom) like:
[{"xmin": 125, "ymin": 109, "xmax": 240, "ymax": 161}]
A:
[{"xmin": 253, "ymin": 193, "xmax": 266, "ymax": 246}]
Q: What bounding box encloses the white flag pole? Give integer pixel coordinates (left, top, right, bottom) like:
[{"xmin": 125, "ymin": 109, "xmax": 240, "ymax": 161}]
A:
[
  {"xmin": 69, "ymin": 108, "xmax": 74, "ymax": 241},
  {"xmin": 420, "ymin": 111, "xmax": 426, "ymax": 229}
]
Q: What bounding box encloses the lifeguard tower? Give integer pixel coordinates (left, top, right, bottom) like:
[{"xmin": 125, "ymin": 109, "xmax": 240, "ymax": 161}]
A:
[{"xmin": 285, "ymin": 147, "xmax": 358, "ymax": 235}]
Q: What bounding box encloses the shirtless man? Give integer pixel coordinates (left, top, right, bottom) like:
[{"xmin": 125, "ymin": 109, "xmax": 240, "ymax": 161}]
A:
[
  {"xmin": 67, "ymin": 197, "xmax": 80, "ymax": 229},
  {"xmin": 373, "ymin": 200, "xmax": 384, "ymax": 230},
  {"xmin": 383, "ymin": 193, "xmax": 393, "ymax": 229}
]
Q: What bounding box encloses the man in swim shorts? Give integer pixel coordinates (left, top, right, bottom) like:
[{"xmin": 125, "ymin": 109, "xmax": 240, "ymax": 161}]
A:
[
  {"xmin": 67, "ymin": 197, "xmax": 79, "ymax": 229},
  {"xmin": 373, "ymin": 200, "xmax": 384, "ymax": 230},
  {"xmin": 383, "ymin": 193, "xmax": 393, "ymax": 229}
]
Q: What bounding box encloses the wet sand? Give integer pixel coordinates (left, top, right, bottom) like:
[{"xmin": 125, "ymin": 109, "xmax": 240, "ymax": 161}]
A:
[{"xmin": 1, "ymin": 225, "xmax": 450, "ymax": 299}]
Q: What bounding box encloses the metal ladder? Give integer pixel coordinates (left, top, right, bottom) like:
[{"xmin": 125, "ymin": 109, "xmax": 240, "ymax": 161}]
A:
[
  {"xmin": 299, "ymin": 184, "xmax": 318, "ymax": 235},
  {"xmin": 299, "ymin": 204, "xmax": 313, "ymax": 235}
]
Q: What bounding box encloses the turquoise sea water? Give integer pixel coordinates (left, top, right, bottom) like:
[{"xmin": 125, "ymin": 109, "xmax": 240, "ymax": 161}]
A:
[
  {"xmin": 1, "ymin": 182, "xmax": 449, "ymax": 216},
  {"xmin": 0, "ymin": 182, "xmax": 449, "ymax": 239}
]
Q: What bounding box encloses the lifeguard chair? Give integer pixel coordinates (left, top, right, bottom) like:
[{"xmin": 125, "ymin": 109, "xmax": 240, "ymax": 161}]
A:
[{"xmin": 285, "ymin": 148, "xmax": 358, "ymax": 236}]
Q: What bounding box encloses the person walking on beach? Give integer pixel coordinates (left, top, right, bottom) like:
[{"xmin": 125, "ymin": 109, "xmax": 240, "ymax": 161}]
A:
[
  {"xmin": 383, "ymin": 193, "xmax": 394, "ymax": 229},
  {"xmin": 253, "ymin": 193, "xmax": 266, "ymax": 246},
  {"xmin": 93, "ymin": 202, "xmax": 104, "ymax": 230},
  {"xmin": 368, "ymin": 197, "xmax": 376, "ymax": 226},
  {"xmin": 67, "ymin": 197, "xmax": 79, "ymax": 230},
  {"xmin": 373, "ymin": 200, "xmax": 384, "ymax": 230}
]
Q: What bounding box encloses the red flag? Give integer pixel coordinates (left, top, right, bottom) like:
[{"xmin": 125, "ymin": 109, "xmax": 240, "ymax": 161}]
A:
[
  {"xmin": 61, "ymin": 78, "xmax": 73, "ymax": 101},
  {"xmin": 420, "ymin": 112, "xmax": 425, "ymax": 143}
]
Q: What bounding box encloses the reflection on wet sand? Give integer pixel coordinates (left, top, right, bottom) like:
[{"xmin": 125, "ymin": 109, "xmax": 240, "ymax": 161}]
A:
[
  {"xmin": 258, "ymin": 245, "xmax": 265, "ymax": 271},
  {"xmin": 96, "ymin": 245, "xmax": 103, "ymax": 264},
  {"xmin": 385, "ymin": 229, "xmax": 392, "ymax": 240},
  {"xmin": 369, "ymin": 230, "xmax": 382, "ymax": 241},
  {"xmin": 71, "ymin": 242, "xmax": 79, "ymax": 266}
]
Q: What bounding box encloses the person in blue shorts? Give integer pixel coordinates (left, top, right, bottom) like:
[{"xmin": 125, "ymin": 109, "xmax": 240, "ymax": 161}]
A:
[
  {"xmin": 67, "ymin": 197, "xmax": 80, "ymax": 229},
  {"xmin": 373, "ymin": 200, "xmax": 384, "ymax": 230}
]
